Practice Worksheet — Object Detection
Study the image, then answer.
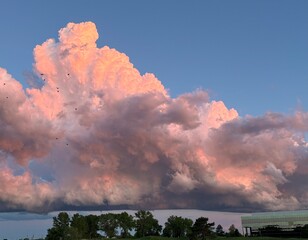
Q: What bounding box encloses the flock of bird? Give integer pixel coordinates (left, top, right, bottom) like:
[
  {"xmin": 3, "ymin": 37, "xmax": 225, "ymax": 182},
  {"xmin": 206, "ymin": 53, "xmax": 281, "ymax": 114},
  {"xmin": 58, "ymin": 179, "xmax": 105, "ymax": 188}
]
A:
[{"xmin": 0, "ymin": 73, "xmax": 78, "ymax": 148}]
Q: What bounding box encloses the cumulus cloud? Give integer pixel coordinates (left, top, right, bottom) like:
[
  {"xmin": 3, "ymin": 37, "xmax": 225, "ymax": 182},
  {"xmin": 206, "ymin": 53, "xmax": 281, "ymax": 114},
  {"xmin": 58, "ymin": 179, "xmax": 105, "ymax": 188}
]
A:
[{"xmin": 0, "ymin": 22, "xmax": 307, "ymax": 212}]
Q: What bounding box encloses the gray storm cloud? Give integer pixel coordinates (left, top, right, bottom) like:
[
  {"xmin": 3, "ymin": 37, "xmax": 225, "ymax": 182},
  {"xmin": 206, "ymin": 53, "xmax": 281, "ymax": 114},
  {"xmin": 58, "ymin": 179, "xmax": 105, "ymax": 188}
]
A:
[{"xmin": 0, "ymin": 22, "xmax": 307, "ymax": 212}]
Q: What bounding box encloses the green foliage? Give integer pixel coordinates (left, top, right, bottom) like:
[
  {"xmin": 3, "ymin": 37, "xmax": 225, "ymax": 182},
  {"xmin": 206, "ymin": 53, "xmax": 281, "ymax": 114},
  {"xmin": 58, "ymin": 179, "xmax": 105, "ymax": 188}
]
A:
[
  {"xmin": 227, "ymin": 224, "xmax": 241, "ymax": 237},
  {"xmin": 99, "ymin": 213, "xmax": 119, "ymax": 238},
  {"xmin": 117, "ymin": 211, "xmax": 136, "ymax": 237},
  {"xmin": 215, "ymin": 224, "xmax": 224, "ymax": 236},
  {"xmin": 54, "ymin": 212, "xmax": 70, "ymax": 228},
  {"xmin": 163, "ymin": 215, "xmax": 193, "ymax": 238},
  {"xmin": 84, "ymin": 214, "xmax": 100, "ymax": 239},
  {"xmin": 190, "ymin": 217, "xmax": 215, "ymax": 240},
  {"xmin": 67, "ymin": 226, "xmax": 82, "ymax": 240},
  {"xmin": 46, "ymin": 227, "xmax": 62, "ymax": 240},
  {"xmin": 135, "ymin": 210, "xmax": 162, "ymax": 237},
  {"xmin": 295, "ymin": 224, "xmax": 308, "ymax": 238},
  {"xmin": 45, "ymin": 212, "xmax": 100, "ymax": 240},
  {"xmin": 259, "ymin": 225, "xmax": 282, "ymax": 238},
  {"xmin": 45, "ymin": 212, "xmax": 70, "ymax": 240},
  {"xmin": 70, "ymin": 213, "xmax": 88, "ymax": 239},
  {"xmin": 259, "ymin": 224, "xmax": 308, "ymax": 238},
  {"xmin": 98, "ymin": 212, "xmax": 136, "ymax": 238},
  {"xmin": 44, "ymin": 210, "xmax": 245, "ymax": 240}
]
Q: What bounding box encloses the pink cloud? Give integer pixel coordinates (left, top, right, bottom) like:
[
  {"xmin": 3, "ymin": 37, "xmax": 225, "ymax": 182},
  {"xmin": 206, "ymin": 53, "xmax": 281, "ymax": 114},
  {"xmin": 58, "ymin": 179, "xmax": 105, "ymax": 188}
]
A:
[{"xmin": 0, "ymin": 22, "xmax": 307, "ymax": 212}]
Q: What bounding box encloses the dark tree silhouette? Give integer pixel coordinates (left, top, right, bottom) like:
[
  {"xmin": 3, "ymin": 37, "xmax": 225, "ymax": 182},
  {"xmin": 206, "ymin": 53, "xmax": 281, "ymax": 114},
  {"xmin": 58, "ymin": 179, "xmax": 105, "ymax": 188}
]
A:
[
  {"xmin": 99, "ymin": 213, "xmax": 119, "ymax": 238},
  {"xmin": 84, "ymin": 214, "xmax": 100, "ymax": 239},
  {"xmin": 70, "ymin": 213, "xmax": 88, "ymax": 239},
  {"xmin": 46, "ymin": 212, "xmax": 70, "ymax": 240},
  {"xmin": 117, "ymin": 212, "xmax": 136, "ymax": 237},
  {"xmin": 215, "ymin": 224, "xmax": 224, "ymax": 236},
  {"xmin": 163, "ymin": 215, "xmax": 193, "ymax": 238},
  {"xmin": 191, "ymin": 217, "xmax": 215, "ymax": 240},
  {"xmin": 259, "ymin": 225, "xmax": 282, "ymax": 237},
  {"xmin": 135, "ymin": 210, "xmax": 162, "ymax": 237},
  {"xmin": 228, "ymin": 224, "xmax": 241, "ymax": 237}
]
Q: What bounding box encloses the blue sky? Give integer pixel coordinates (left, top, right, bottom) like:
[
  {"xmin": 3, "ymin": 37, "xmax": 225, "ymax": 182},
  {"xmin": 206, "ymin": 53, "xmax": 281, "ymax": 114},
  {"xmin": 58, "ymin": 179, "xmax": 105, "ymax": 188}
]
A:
[
  {"xmin": 1, "ymin": 0, "xmax": 307, "ymax": 116},
  {"xmin": 0, "ymin": 1, "xmax": 308, "ymax": 238}
]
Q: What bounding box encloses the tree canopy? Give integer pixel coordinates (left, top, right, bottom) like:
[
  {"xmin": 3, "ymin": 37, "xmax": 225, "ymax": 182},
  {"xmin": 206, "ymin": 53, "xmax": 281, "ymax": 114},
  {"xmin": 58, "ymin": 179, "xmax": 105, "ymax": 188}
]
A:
[
  {"xmin": 134, "ymin": 210, "xmax": 162, "ymax": 237},
  {"xmin": 46, "ymin": 212, "xmax": 71, "ymax": 240},
  {"xmin": 45, "ymin": 210, "xmax": 236, "ymax": 240},
  {"xmin": 163, "ymin": 215, "xmax": 193, "ymax": 238},
  {"xmin": 191, "ymin": 217, "xmax": 215, "ymax": 240}
]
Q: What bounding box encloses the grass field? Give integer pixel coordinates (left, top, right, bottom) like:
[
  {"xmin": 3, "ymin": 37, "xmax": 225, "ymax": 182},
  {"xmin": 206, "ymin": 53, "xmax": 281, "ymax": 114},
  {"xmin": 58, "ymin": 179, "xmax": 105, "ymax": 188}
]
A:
[
  {"xmin": 217, "ymin": 238, "xmax": 303, "ymax": 240},
  {"xmin": 126, "ymin": 237, "xmax": 305, "ymax": 240}
]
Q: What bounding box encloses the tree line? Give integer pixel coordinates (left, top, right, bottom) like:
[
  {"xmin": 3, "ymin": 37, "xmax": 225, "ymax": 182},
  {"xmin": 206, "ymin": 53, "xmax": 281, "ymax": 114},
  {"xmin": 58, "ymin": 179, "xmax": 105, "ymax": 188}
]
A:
[
  {"xmin": 45, "ymin": 210, "xmax": 241, "ymax": 240},
  {"xmin": 257, "ymin": 224, "xmax": 308, "ymax": 238}
]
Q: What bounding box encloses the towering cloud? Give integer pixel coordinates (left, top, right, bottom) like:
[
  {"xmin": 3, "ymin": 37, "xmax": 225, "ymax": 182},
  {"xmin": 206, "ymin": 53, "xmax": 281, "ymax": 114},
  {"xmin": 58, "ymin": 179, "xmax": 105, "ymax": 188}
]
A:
[{"xmin": 0, "ymin": 22, "xmax": 307, "ymax": 212}]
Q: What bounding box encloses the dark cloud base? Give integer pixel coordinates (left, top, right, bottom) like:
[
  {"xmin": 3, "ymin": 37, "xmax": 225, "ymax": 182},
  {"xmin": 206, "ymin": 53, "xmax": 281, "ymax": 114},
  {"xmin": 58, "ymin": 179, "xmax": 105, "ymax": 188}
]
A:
[{"xmin": 0, "ymin": 22, "xmax": 307, "ymax": 213}]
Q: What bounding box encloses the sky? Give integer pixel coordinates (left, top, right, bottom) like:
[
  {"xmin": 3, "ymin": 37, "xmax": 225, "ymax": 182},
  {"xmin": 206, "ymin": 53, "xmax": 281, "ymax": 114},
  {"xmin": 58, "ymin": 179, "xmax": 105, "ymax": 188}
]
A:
[
  {"xmin": 1, "ymin": 0, "xmax": 307, "ymax": 116},
  {"xmin": 0, "ymin": 0, "xmax": 308, "ymax": 233}
]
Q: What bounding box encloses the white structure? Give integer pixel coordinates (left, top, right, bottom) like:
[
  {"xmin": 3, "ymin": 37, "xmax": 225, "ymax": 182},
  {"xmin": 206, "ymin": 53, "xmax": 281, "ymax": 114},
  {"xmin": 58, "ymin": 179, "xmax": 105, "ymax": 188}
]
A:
[{"xmin": 241, "ymin": 210, "xmax": 308, "ymax": 236}]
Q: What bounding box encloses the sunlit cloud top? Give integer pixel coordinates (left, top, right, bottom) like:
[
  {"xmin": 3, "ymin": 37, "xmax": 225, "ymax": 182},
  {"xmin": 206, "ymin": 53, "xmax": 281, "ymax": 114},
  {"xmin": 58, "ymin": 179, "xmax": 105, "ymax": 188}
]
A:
[{"xmin": 0, "ymin": 22, "xmax": 307, "ymax": 212}]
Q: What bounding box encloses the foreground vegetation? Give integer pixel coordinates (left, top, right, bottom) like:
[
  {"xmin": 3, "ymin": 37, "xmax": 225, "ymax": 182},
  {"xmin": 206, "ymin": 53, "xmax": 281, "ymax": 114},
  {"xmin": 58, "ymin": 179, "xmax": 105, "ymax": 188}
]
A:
[
  {"xmin": 44, "ymin": 210, "xmax": 308, "ymax": 240},
  {"xmin": 45, "ymin": 210, "xmax": 241, "ymax": 240},
  {"xmin": 217, "ymin": 238, "xmax": 304, "ymax": 240},
  {"xmin": 19, "ymin": 235, "xmax": 308, "ymax": 240}
]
